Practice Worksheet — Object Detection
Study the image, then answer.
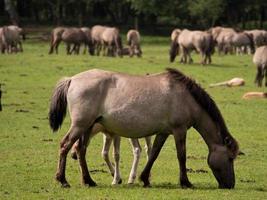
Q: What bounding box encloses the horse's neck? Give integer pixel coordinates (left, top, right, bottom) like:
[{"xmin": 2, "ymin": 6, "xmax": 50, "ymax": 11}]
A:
[{"xmin": 193, "ymin": 112, "xmax": 223, "ymax": 151}]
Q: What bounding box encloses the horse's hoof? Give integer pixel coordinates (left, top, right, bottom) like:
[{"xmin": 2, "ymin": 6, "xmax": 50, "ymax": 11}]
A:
[
  {"xmin": 180, "ymin": 180, "xmax": 193, "ymax": 189},
  {"xmin": 55, "ymin": 174, "xmax": 70, "ymax": 188},
  {"xmin": 85, "ymin": 181, "xmax": 97, "ymax": 187},
  {"xmin": 112, "ymin": 178, "xmax": 122, "ymax": 185},
  {"xmin": 61, "ymin": 182, "xmax": 71, "ymax": 188},
  {"xmin": 143, "ymin": 183, "xmax": 151, "ymax": 188},
  {"xmin": 70, "ymin": 151, "xmax": 78, "ymax": 160}
]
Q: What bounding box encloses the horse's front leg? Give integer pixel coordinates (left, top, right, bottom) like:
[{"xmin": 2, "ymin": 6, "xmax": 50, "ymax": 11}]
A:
[
  {"xmin": 128, "ymin": 138, "xmax": 142, "ymax": 184},
  {"xmin": 112, "ymin": 136, "xmax": 122, "ymax": 184},
  {"xmin": 172, "ymin": 127, "xmax": 192, "ymax": 188},
  {"xmin": 140, "ymin": 134, "xmax": 168, "ymax": 187},
  {"xmin": 76, "ymin": 128, "xmax": 97, "ymax": 187}
]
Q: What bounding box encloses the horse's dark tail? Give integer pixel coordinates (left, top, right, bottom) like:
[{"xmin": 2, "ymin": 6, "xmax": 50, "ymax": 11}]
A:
[{"xmin": 49, "ymin": 78, "xmax": 71, "ymax": 132}]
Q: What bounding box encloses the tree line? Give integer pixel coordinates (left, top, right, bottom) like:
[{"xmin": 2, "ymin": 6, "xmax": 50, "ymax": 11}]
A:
[{"xmin": 0, "ymin": 0, "xmax": 266, "ymax": 31}]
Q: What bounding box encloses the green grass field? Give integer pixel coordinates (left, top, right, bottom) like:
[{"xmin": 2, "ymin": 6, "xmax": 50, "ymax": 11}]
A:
[{"xmin": 0, "ymin": 33, "xmax": 267, "ymax": 199}]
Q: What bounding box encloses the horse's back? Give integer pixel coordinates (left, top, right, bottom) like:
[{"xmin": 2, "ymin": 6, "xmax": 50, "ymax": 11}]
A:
[
  {"xmin": 91, "ymin": 25, "xmax": 107, "ymax": 41},
  {"xmin": 102, "ymin": 27, "xmax": 119, "ymax": 43},
  {"xmin": 127, "ymin": 30, "xmax": 140, "ymax": 43}
]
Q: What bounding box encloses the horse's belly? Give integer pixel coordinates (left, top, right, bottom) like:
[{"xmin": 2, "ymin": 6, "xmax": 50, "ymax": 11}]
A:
[{"xmin": 101, "ymin": 108, "xmax": 168, "ymax": 138}]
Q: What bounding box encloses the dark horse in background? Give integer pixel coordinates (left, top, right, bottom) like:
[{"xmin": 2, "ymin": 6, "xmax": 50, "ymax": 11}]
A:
[{"xmin": 49, "ymin": 68, "xmax": 239, "ymax": 189}]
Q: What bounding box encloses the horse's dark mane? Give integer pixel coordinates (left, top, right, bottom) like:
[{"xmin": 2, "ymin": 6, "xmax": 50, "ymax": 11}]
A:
[{"xmin": 166, "ymin": 68, "xmax": 238, "ymax": 156}]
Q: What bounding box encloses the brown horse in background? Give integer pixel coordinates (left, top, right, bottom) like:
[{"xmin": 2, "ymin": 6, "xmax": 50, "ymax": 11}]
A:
[{"xmin": 49, "ymin": 68, "xmax": 239, "ymax": 189}]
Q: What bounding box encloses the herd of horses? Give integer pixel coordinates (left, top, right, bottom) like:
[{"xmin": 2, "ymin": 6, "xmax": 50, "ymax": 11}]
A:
[
  {"xmin": 1, "ymin": 24, "xmax": 267, "ymax": 189},
  {"xmin": 1, "ymin": 25, "xmax": 267, "ymax": 85},
  {"xmin": 48, "ymin": 25, "xmax": 142, "ymax": 58}
]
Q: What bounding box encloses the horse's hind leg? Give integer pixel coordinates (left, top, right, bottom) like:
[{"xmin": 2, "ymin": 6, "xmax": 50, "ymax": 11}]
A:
[
  {"xmin": 172, "ymin": 127, "xmax": 192, "ymax": 188},
  {"xmin": 140, "ymin": 134, "xmax": 168, "ymax": 187},
  {"xmin": 55, "ymin": 40, "xmax": 61, "ymax": 54},
  {"xmin": 128, "ymin": 138, "xmax": 142, "ymax": 184},
  {"xmin": 102, "ymin": 134, "xmax": 115, "ymax": 177},
  {"xmin": 112, "ymin": 136, "xmax": 122, "ymax": 184},
  {"xmin": 255, "ymin": 66, "xmax": 263, "ymax": 87},
  {"xmin": 76, "ymin": 129, "xmax": 97, "ymax": 186},
  {"xmin": 55, "ymin": 125, "xmax": 87, "ymax": 187}
]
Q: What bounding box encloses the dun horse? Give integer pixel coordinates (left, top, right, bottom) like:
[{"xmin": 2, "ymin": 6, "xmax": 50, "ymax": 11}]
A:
[
  {"xmin": 170, "ymin": 29, "xmax": 214, "ymax": 65},
  {"xmin": 253, "ymin": 45, "xmax": 267, "ymax": 87},
  {"xmin": 91, "ymin": 25, "xmax": 107, "ymax": 56},
  {"xmin": 127, "ymin": 29, "xmax": 142, "ymax": 57},
  {"xmin": 49, "ymin": 68, "xmax": 239, "ymax": 189},
  {"xmin": 101, "ymin": 27, "xmax": 123, "ymax": 57}
]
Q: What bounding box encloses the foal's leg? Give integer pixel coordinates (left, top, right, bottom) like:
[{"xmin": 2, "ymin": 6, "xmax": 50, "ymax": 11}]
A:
[
  {"xmin": 140, "ymin": 134, "xmax": 168, "ymax": 187},
  {"xmin": 128, "ymin": 139, "xmax": 142, "ymax": 184},
  {"xmin": 112, "ymin": 136, "xmax": 122, "ymax": 184},
  {"xmin": 172, "ymin": 127, "xmax": 192, "ymax": 188},
  {"xmin": 102, "ymin": 134, "xmax": 115, "ymax": 177},
  {"xmin": 144, "ymin": 136, "xmax": 152, "ymax": 160},
  {"xmin": 55, "ymin": 125, "xmax": 87, "ymax": 187},
  {"xmin": 264, "ymin": 66, "xmax": 267, "ymax": 87}
]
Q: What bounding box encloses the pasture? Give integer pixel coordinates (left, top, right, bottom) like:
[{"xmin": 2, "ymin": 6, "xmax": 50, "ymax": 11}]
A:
[{"xmin": 0, "ymin": 31, "xmax": 267, "ymax": 199}]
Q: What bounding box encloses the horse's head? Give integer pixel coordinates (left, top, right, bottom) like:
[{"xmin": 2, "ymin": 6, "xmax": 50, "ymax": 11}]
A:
[
  {"xmin": 208, "ymin": 139, "xmax": 238, "ymax": 189},
  {"xmin": 169, "ymin": 39, "xmax": 179, "ymax": 62}
]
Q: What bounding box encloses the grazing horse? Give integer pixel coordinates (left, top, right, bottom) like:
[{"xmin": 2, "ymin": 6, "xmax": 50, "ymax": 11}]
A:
[
  {"xmin": 253, "ymin": 45, "xmax": 267, "ymax": 87},
  {"xmin": 209, "ymin": 27, "xmax": 236, "ymax": 54},
  {"xmin": 91, "ymin": 25, "xmax": 107, "ymax": 56},
  {"xmin": 170, "ymin": 29, "xmax": 214, "ymax": 65},
  {"xmin": 70, "ymin": 123, "xmax": 152, "ymax": 184},
  {"xmin": 49, "ymin": 27, "xmax": 66, "ymax": 54},
  {"xmin": 245, "ymin": 30, "xmax": 267, "ymax": 48},
  {"xmin": 0, "ymin": 25, "xmax": 24, "ymax": 53},
  {"xmin": 226, "ymin": 32, "xmax": 255, "ymax": 55},
  {"xmin": 49, "ymin": 68, "xmax": 239, "ymax": 189},
  {"xmin": 127, "ymin": 29, "xmax": 142, "ymax": 57},
  {"xmin": 61, "ymin": 28, "xmax": 94, "ymax": 55},
  {"xmin": 101, "ymin": 27, "xmax": 123, "ymax": 57}
]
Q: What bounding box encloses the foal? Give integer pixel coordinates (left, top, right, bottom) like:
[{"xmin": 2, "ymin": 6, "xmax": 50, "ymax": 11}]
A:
[{"xmin": 71, "ymin": 123, "xmax": 151, "ymax": 184}]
